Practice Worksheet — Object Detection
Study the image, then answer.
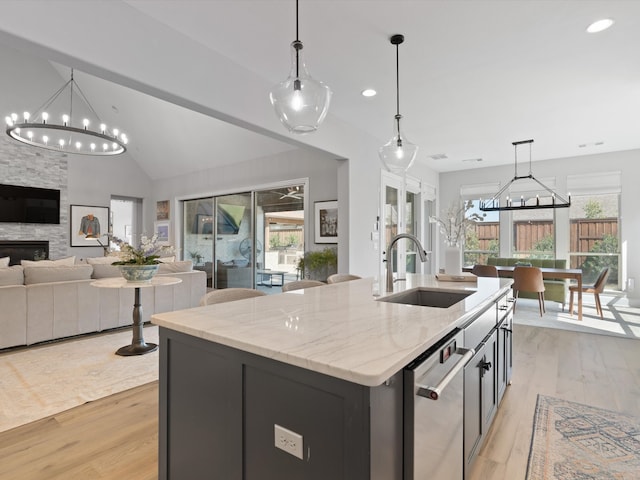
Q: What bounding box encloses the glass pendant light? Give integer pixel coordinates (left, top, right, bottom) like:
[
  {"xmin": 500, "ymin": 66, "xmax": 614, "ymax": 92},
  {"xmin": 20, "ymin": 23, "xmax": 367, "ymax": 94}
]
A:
[
  {"xmin": 379, "ymin": 34, "xmax": 418, "ymax": 174},
  {"xmin": 269, "ymin": 0, "xmax": 332, "ymax": 134}
]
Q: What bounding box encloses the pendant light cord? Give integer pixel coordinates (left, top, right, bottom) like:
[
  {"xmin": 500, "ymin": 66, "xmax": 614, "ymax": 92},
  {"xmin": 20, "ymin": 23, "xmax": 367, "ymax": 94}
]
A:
[
  {"xmin": 295, "ymin": 0, "xmax": 300, "ymax": 79},
  {"xmin": 69, "ymin": 69, "xmax": 74, "ymax": 125},
  {"xmin": 395, "ymin": 42, "xmax": 400, "ymax": 118},
  {"xmin": 390, "ymin": 35, "xmax": 404, "ymax": 139}
]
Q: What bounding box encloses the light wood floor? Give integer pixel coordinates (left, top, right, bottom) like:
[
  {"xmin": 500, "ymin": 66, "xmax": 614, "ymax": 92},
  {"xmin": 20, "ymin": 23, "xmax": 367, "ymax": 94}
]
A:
[
  {"xmin": 0, "ymin": 382, "xmax": 158, "ymax": 479},
  {"xmin": 1, "ymin": 325, "xmax": 638, "ymax": 480}
]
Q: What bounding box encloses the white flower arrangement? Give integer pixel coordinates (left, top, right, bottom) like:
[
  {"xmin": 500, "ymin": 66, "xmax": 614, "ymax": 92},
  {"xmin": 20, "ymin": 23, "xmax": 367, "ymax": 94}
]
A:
[
  {"xmin": 430, "ymin": 200, "xmax": 485, "ymax": 247},
  {"xmin": 111, "ymin": 234, "xmax": 174, "ymax": 265}
]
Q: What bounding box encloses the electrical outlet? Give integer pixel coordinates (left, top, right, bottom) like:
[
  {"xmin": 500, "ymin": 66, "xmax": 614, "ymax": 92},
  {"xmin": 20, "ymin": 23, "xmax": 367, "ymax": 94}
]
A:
[
  {"xmin": 628, "ymin": 278, "xmax": 635, "ymax": 291},
  {"xmin": 274, "ymin": 424, "xmax": 303, "ymax": 460}
]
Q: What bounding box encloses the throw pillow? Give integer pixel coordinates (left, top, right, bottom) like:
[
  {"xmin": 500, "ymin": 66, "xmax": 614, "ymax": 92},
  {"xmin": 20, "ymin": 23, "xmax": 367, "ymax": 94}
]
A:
[
  {"xmin": 0, "ymin": 256, "xmax": 10, "ymax": 268},
  {"xmin": 91, "ymin": 264, "xmax": 122, "ymax": 279},
  {"xmin": 21, "ymin": 256, "xmax": 76, "ymax": 267},
  {"xmin": 86, "ymin": 256, "xmax": 119, "ymax": 265},
  {"xmin": 158, "ymin": 260, "xmax": 193, "ymax": 274},
  {"xmin": 23, "ymin": 264, "xmax": 93, "ymax": 285},
  {"xmin": 158, "ymin": 256, "xmax": 176, "ymax": 263}
]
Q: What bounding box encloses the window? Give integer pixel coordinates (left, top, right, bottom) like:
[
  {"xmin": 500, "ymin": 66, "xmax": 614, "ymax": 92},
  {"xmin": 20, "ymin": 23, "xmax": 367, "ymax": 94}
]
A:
[
  {"xmin": 567, "ymin": 172, "xmax": 621, "ymax": 287},
  {"xmin": 569, "ymin": 193, "xmax": 620, "ymax": 286},
  {"xmin": 460, "ymin": 183, "xmax": 500, "ymax": 267},
  {"xmin": 463, "ymin": 199, "xmax": 499, "ymax": 266},
  {"xmin": 512, "ymin": 198, "xmax": 555, "ymax": 259}
]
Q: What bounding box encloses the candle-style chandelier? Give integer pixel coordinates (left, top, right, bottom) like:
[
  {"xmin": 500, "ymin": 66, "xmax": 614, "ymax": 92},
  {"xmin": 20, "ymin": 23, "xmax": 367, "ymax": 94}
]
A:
[
  {"xmin": 5, "ymin": 69, "xmax": 128, "ymax": 156},
  {"xmin": 480, "ymin": 139, "xmax": 571, "ymax": 212}
]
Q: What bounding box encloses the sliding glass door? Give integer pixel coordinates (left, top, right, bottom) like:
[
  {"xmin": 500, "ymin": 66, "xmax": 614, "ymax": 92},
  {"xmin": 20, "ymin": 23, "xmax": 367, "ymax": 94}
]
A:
[
  {"xmin": 214, "ymin": 193, "xmax": 254, "ymax": 288},
  {"xmin": 182, "ymin": 182, "xmax": 305, "ymax": 292}
]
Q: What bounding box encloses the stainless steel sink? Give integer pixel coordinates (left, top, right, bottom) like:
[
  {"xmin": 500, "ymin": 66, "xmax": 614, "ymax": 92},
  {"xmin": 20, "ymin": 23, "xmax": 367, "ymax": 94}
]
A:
[{"xmin": 377, "ymin": 288, "xmax": 474, "ymax": 308}]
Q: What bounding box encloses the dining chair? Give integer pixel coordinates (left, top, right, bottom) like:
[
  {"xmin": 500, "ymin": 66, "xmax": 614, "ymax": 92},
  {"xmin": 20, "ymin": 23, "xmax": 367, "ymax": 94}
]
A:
[
  {"xmin": 281, "ymin": 280, "xmax": 325, "ymax": 292},
  {"xmin": 199, "ymin": 288, "xmax": 266, "ymax": 306},
  {"xmin": 471, "ymin": 264, "xmax": 498, "ymax": 278},
  {"xmin": 569, "ymin": 267, "xmax": 609, "ymax": 319},
  {"xmin": 512, "ymin": 266, "xmax": 546, "ymax": 316},
  {"xmin": 327, "ymin": 273, "xmax": 362, "ymax": 284}
]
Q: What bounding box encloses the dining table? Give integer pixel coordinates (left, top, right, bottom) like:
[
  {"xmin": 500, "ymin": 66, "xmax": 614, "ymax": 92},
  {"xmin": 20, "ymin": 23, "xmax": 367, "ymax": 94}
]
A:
[{"xmin": 463, "ymin": 265, "xmax": 584, "ymax": 320}]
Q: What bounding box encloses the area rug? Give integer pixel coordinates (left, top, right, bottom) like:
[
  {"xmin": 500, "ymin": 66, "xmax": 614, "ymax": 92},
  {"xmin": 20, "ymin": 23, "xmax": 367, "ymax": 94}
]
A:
[
  {"xmin": 0, "ymin": 326, "xmax": 159, "ymax": 433},
  {"xmin": 526, "ymin": 394, "xmax": 640, "ymax": 479}
]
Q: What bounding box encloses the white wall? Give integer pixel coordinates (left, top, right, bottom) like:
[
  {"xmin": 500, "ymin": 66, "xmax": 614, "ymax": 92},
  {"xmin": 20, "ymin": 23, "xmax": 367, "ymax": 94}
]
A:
[{"xmin": 440, "ymin": 149, "xmax": 640, "ymax": 307}]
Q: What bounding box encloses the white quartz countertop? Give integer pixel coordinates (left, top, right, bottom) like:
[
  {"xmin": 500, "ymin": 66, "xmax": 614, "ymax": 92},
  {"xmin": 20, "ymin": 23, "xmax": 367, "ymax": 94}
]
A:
[{"xmin": 151, "ymin": 275, "xmax": 512, "ymax": 387}]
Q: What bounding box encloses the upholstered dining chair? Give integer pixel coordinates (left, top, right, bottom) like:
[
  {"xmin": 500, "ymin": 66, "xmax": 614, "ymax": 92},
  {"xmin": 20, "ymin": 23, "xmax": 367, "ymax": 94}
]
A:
[
  {"xmin": 569, "ymin": 267, "xmax": 610, "ymax": 319},
  {"xmin": 327, "ymin": 273, "xmax": 362, "ymax": 284},
  {"xmin": 512, "ymin": 266, "xmax": 546, "ymax": 316},
  {"xmin": 471, "ymin": 264, "xmax": 498, "ymax": 278},
  {"xmin": 281, "ymin": 280, "xmax": 325, "ymax": 292},
  {"xmin": 199, "ymin": 288, "xmax": 266, "ymax": 306}
]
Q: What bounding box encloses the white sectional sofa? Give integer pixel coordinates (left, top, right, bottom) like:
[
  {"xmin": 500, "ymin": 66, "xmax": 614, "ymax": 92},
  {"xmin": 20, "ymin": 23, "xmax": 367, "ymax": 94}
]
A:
[{"xmin": 0, "ymin": 259, "xmax": 206, "ymax": 350}]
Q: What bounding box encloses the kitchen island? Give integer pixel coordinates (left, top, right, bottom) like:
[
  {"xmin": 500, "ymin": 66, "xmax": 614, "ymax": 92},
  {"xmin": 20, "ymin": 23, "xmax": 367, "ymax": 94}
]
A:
[{"xmin": 152, "ymin": 275, "xmax": 513, "ymax": 480}]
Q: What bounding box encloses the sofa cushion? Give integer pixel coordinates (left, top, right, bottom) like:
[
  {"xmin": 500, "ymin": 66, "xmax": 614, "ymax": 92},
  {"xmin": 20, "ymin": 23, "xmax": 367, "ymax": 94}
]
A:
[
  {"xmin": 0, "ymin": 265, "xmax": 24, "ymax": 286},
  {"xmin": 0, "ymin": 256, "xmax": 10, "ymax": 268},
  {"xmin": 86, "ymin": 256, "xmax": 119, "ymax": 265},
  {"xmin": 91, "ymin": 264, "xmax": 122, "ymax": 279},
  {"xmin": 23, "ymin": 264, "xmax": 93, "ymax": 285},
  {"xmin": 22, "ymin": 256, "xmax": 76, "ymax": 267},
  {"xmin": 158, "ymin": 260, "xmax": 193, "ymax": 274}
]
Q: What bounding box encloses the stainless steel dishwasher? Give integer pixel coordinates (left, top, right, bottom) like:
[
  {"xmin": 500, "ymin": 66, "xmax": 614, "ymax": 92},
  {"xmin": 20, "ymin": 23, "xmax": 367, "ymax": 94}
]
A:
[{"xmin": 403, "ymin": 329, "xmax": 475, "ymax": 480}]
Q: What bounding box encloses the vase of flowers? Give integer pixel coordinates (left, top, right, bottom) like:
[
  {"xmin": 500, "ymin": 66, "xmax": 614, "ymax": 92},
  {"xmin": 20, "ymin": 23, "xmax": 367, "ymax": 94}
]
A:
[
  {"xmin": 430, "ymin": 201, "xmax": 485, "ymax": 274},
  {"xmin": 111, "ymin": 234, "xmax": 174, "ymax": 283}
]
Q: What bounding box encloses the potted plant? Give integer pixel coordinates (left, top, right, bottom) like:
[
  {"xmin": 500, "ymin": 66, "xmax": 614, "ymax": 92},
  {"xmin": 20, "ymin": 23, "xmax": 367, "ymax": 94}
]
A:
[{"xmin": 297, "ymin": 247, "xmax": 337, "ymax": 282}]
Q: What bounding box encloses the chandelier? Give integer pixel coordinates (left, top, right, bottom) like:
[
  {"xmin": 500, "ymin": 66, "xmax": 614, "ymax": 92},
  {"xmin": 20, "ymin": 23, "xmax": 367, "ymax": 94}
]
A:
[
  {"xmin": 480, "ymin": 139, "xmax": 571, "ymax": 212},
  {"xmin": 5, "ymin": 69, "xmax": 128, "ymax": 156},
  {"xmin": 379, "ymin": 34, "xmax": 418, "ymax": 174},
  {"xmin": 269, "ymin": 0, "xmax": 332, "ymax": 134}
]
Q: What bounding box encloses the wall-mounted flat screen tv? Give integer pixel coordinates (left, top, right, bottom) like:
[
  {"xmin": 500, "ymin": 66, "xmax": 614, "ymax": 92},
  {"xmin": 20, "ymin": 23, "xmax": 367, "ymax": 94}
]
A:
[{"xmin": 0, "ymin": 184, "xmax": 60, "ymax": 224}]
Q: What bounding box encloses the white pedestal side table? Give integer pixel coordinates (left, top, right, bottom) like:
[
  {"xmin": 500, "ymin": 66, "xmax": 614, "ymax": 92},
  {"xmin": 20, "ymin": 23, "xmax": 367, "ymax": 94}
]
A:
[{"xmin": 91, "ymin": 276, "xmax": 182, "ymax": 356}]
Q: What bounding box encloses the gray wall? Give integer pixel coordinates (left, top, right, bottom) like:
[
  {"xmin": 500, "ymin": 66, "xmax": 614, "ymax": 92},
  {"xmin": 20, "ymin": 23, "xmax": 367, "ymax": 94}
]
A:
[
  {"xmin": 0, "ymin": 135, "xmax": 153, "ymax": 261},
  {"xmin": 150, "ymin": 147, "xmax": 340, "ymax": 263}
]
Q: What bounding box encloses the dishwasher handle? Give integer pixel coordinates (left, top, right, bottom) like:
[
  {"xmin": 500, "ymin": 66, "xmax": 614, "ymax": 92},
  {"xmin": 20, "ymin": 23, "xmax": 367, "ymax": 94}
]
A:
[{"xmin": 417, "ymin": 347, "xmax": 475, "ymax": 401}]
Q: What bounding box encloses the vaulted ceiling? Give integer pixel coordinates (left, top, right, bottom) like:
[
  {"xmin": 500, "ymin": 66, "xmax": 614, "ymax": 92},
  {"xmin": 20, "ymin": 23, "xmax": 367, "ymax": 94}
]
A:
[{"xmin": 1, "ymin": 1, "xmax": 639, "ymax": 180}]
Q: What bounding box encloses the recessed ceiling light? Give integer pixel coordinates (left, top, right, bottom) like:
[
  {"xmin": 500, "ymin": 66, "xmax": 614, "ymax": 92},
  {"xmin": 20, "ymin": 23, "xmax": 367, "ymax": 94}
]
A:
[
  {"xmin": 586, "ymin": 18, "xmax": 614, "ymax": 33},
  {"xmin": 361, "ymin": 89, "xmax": 377, "ymax": 97}
]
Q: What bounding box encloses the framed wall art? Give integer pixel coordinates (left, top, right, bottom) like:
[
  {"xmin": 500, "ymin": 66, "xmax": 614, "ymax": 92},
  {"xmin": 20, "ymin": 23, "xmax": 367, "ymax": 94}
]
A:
[
  {"xmin": 70, "ymin": 205, "xmax": 110, "ymax": 247},
  {"xmin": 155, "ymin": 221, "xmax": 170, "ymax": 245},
  {"xmin": 314, "ymin": 200, "xmax": 338, "ymax": 244},
  {"xmin": 156, "ymin": 200, "xmax": 170, "ymax": 221}
]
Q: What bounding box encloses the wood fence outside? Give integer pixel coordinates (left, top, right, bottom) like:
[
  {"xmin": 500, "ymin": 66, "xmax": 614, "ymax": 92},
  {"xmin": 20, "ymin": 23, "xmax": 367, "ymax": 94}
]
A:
[{"xmin": 468, "ymin": 218, "xmax": 618, "ymax": 253}]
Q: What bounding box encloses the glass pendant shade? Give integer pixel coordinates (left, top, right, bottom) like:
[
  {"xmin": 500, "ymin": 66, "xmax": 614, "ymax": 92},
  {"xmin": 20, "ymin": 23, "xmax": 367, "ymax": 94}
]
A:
[
  {"xmin": 379, "ymin": 117, "xmax": 418, "ymax": 174},
  {"xmin": 378, "ymin": 34, "xmax": 418, "ymax": 174},
  {"xmin": 270, "ymin": 41, "xmax": 332, "ymax": 134}
]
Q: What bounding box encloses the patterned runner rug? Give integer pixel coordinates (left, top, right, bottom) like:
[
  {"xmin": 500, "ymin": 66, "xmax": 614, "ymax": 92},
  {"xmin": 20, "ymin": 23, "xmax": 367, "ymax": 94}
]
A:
[{"xmin": 526, "ymin": 395, "xmax": 640, "ymax": 479}]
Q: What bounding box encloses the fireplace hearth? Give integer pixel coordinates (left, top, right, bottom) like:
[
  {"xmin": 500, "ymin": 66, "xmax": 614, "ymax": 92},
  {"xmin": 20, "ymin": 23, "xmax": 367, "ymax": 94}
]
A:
[{"xmin": 0, "ymin": 241, "xmax": 49, "ymax": 265}]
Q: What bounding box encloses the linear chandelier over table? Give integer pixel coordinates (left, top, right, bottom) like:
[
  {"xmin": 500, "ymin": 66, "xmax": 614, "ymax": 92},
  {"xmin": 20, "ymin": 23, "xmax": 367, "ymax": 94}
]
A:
[{"xmin": 480, "ymin": 139, "xmax": 571, "ymax": 212}]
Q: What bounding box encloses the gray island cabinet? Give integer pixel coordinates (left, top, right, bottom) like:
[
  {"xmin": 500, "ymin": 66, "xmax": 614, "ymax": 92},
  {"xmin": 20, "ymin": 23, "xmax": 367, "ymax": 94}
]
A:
[{"xmin": 152, "ymin": 275, "xmax": 513, "ymax": 480}]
